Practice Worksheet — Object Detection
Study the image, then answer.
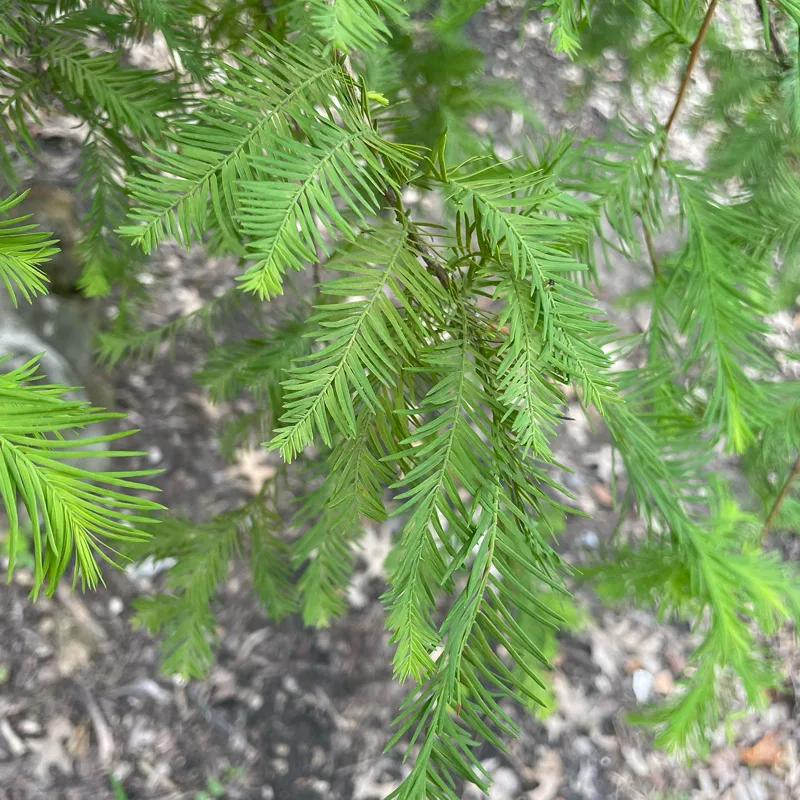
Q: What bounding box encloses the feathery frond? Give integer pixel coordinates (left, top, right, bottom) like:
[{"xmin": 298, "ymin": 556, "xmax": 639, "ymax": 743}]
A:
[
  {"xmin": 133, "ymin": 495, "xmax": 294, "ymax": 678},
  {"xmin": 3, "ymin": 0, "xmax": 799, "ymax": 788},
  {"xmin": 293, "ymin": 413, "xmax": 393, "ymax": 626},
  {"xmin": 133, "ymin": 513, "xmax": 243, "ymax": 678},
  {"xmin": 384, "ymin": 313, "xmax": 489, "ymax": 683},
  {"xmin": 0, "ymin": 356, "xmax": 163, "ymax": 595},
  {"xmin": 0, "ymin": 192, "xmax": 58, "ymax": 306},
  {"xmin": 539, "ymin": 0, "xmax": 592, "ymax": 56},
  {"xmin": 493, "ymin": 270, "xmax": 565, "ymax": 459},
  {"xmin": 442, "ymin": 161, "xmax": 614, "ymax": 407},
  {"xmin": 47, "ymin": 42, "xmax": 182, "ymax": 140},
  {"xmin": 96, "ymin": 288, "xmax": 243, "ymax": 367},
  {"xmin": 268, "ymin": 225, "xmax": 447, "ymax": 461},
  {"xmin": 237, "ymin": 112, "xmax": 418, "ymax": 298},
  {"xmin": 75, "ymin": 129, "xmax": 141, "ymax": 297},
  {"xmin": 387, "ymin": 446, "xmax": 568, "ymax": 799},
  {"xmin": 0, "ymin": 65, "xmax": 41, "ymax": 185},
  {"xmin": 306, "ymin": 0, "xmax": 407, "ymax": 53},
  {"xmin": 196, "ymin": 314, "xmax": 309, "ymax": 405},
  {"xmin": 121, "ymin": 36, "xmax": 347, "ymax": 254},
  {"xmin": 667, "ymin": 167, "xmax": 773, "ymax": 452}
]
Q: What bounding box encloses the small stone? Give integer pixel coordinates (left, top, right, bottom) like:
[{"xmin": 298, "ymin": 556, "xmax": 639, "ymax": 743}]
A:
[
  {"xmin": 401, "ymin": 187, "xmax": 421, "ymax": 205},
  {"xmin": 471, "ymin": 116, "xmax": 489, "ymax": 135},
  {"xmin": 580, "ymin": 530, "xmax": 600, "ymax": 549},
  {"xmin": 113, "ymin": 762, "xmax": 133, "ymax": 782},
  {"xmin": 632, "ymin": 669, "xmax": 654, "ymax": 703},
  {"xmin": 13, "ymin": 568, "xmax": 34, "ymax": 587},
  {"xmin": 128, "ymin": 721, "xmax": 157, "ymax": 750},
  {"xmin": 488, "ymin": 766, "xmax": 520, "ymax": 800},
  {"xmin": 146, "ymin": 446, "xmax": 162, "ymax": 464},
  {"xmin": 108, "ymin": 597, "xmax": 124, "ymax": 617},
  {"xmin": 57, "ymin": 637, "xmax": 92, "ymax": 677},
  {"xmin": 573, "ymin": 736, "xmax": 595, "ymax": 757},
  {"xmin": 18, "ymin": 718, "xmax": 42, "ymax": 737},
  {"xmin": 270, "ymin": 757, "xmax": 289, "ymax": 776}
]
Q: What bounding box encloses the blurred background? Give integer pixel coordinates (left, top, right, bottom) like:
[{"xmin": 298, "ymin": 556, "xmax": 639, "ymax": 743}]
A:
[{"xmin": 1, "ymin": 1, "xmax": 799, "ymax": 798}]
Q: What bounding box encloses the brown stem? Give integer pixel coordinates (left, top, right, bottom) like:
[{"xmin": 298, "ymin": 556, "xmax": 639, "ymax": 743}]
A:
[
  {"xmin": 761, "ymin": 452, "xmax": 800, "ymax": 543},
  {"xmin": 654, "ymin": 0, "xmax": 719, "ymax": 165},
  {"xmin": 642, "ymin": 220, "xmax": 660, "ymax": 279}
]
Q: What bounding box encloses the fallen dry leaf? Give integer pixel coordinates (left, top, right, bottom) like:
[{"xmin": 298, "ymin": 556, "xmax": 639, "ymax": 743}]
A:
[
  {"xmin": 226, "ymin": 448, "xmax": 276, "ymax": 495},
  {"xmin": 739, "ymin": 731, "xmax": 782, "ymax": 768},
  {"xmin": 29, "ymin": 716, "xmax": 74, "ymax": 781},
  {"xmin": 56, "ymin": 618, "xmax": 95, "ymax": 677},
  {"xmin": 653, "ymin": 669, "xmax": 674, "ymax": 695},
  {"xmin": 68, "ymin": 723, "xmax": 90, "ymax": 758},
  {"xmin": 528, "ymin": 748, "xmax": 563, "ymax": 800}
]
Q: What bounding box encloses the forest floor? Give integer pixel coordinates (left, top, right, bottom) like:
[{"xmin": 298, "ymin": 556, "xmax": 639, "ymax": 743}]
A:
[{"xmin": 1, "ymin": 2, "xmax": 799, "ymax": 799}]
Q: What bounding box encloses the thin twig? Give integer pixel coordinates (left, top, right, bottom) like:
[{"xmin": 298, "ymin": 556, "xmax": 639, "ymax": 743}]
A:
[
  {"xmin": 654, "ymin": 0, "xmax": 719, "ymax": 165},
  {"xmin": 338, "ymin": 49, "xmax": 452, "ymax": 291},
  {"xmin": 638, "ymin": 1, "xmax": 719, "ymax": 256},
  {"xmin": 642, "ymin": 219, "xmax": 660, "ymax": 279},
  {"xmin": 384, "ymin": 186, "xmax": 451, "ymax": 289},
  {"xmin": 761, "ymin": 452, "xmax": 800, "ymax": 543},
  {"xmin": 78, "ymin": 684, "xmax": 114, "ymax": 768}
]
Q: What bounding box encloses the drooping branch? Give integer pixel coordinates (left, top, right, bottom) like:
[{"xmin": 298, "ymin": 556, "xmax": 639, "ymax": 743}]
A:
[
  {"xmin": 638, "ymin": 0, "xmax": 719, "ymax": 272},
  {"xmin": 654, "ymin": 0, "xmax": 719, "ymax": 165},
  {"xmin": 761, "ymin": 452, "xmax": 800, "ymax": 543}
]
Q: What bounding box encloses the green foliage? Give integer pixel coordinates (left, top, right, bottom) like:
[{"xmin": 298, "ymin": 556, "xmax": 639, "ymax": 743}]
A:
[
  {"xmin": 514, "ymin": 588, "xmax": 584, "ymax": 718},
  {"xmin": 47, "ymin": 43, "xmax": 181, "ymax": 140},
  {"xmin": 594, "ymin": 482, "xmax": 799, "ymax": 753},
  {"xmin": 0, "ymin": 356, "xmax": 163, "ymax": 595},
  {"xmin": 306, "ymin": 0, "xmax": 406, "ymax": 53},
  {"xmin": 0, "ymin": 192, "xmax": 58, "ymax": 305},
  {"xmin": 2, "ymin": 1, "xmax": 800, "ymax": 796},
  {"xmin": 743, "ymin": 382, "xmax": 800, "ymax": 531},
  {"xmin": 120, "ymin": 36, "xmax": 347, "ymax": 256},
  {"xmin": 538, "ymin": 0, "xmax": 592, "ymax": 56},
  {"xmin": 270, "ymin": 224, "xmax": 447, "ymax": 460},
  {"xmin": 666, "ymin": 167, "xmax": 773, "ymax": 452},
  {"xmin": 133, "ymin": 496, "xmax": 295, "ymax": 678},
  {"xmin": 293, "ymin": 414, "xmax": 393, "ymax": 626}
]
